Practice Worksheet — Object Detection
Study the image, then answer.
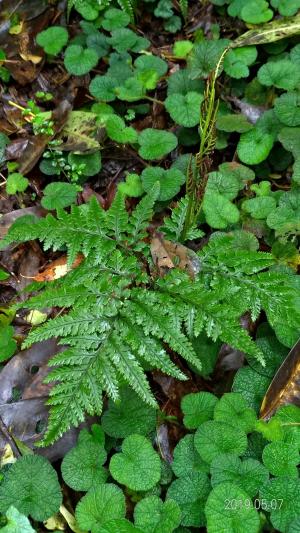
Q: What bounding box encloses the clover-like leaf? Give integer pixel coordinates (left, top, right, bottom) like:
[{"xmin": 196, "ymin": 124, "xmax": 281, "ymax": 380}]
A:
[
  {"xmin": 116, "ymin": 77, "xmax": 146, "ymax": 102},
  {"xmin": 223, "ymin": 47, "xmax": 257, "ymax": 79},
  {"xmin": 274, "ymin": 92, "xmax": 300, "ymax": 126},
  {"xmin": 41, "ymin": 182, "xmax": 78, "ymax": 210},
  {"xmin": 258, "ymin": 60, "xmax": 300, "ymax": 90},
  {"xmin": 86, "ymin": 32, "xmax": 110, "ymax": 58},
  {"xmin": 172, "ymin": 435, "xmax": 210, "ymax": 477},
  {"xmin": 64, "ymin": 45, "xmax": 98, "ymax": 75},
  {"xmin": 237, "ymin": 128, "xmax": 274, "ymax": 164},
  {"xmin": 134, "ymin": 496, "xmax": 181, "ymax": 533},
  {"xmin": 279, "ymin": 127, "xmax": 300, "ymax": 158},
  {"xmin": 232, "ymin": 367, "xmax": 271, "ymax": 412},
  {"xmin": 213, "ymin": 392, "xmax": 257, "ymax": 433},
  {"xmin": 241, "ymin": 0, "xmax": 273, "ymax": 23},
  {"xmin": 0, "ymin": 506, "xmax": 35, "ymax": 533},
  {"xmin": 89, "ymin": 75, "xmax": 117, "ymax": 102},
  {"xmin": 36, "ymin": 26, "xmax": 68, "ymax": 55},
  {"xmin": 101, "ymin": 387, "xmax": 157, "ymax": 438},
  {"xmin": 216, "ymin": 114, "xmax": 253, "ymax": 133},
  {"xmin": 205, "ymin": 483, "xmax": 260, "ymax": 533},
  {"xmin": 106, "ymin": 115, "xmax": 138, "ymax": 144},
  {"xmin": 6, "ymin": 173, "xmax": 29, "ymax": 194},
  {"xmin": 181, "ymin": 391, "xmax": 218, "ymax": 429},
  {"xmin": 101, "ymin": 8, "xmax": 130, "ymax": 30},
  {"xmin": 109, "ymin": 434, "xmax": 161, "ymax": 491},
  {"xmin": 203, "ymin": 191, "xmax": 240, "ymax": 229},
  {"xmin": 73, "ymin": 0, "xmax": 100, "ymax": 20},
  {"xmin": 262, "ymin": 441, "xmax": 299, "ymax": 477},
  {"xmin": 165, "ymin": 92, "xmax": 203, "ymax": 127},
  {"xmin": 194, "ymin": 421, "xmax": 248, "ymax": 464},
  {"xmin": 138, "ymin": 129, "xmax": 178, "ymax": 160},
  {"xmin": 259, "ymin": 477, "xmax": 300, "ymax": 532},
  {"xmin": 61, "ymin": 440, "xmax": 108, "ymax": 491},
  {"xmin": 141, "ymin": 166, "xmax": 185, "ymax": 201},
  {"xmin": 68, "ymin": 151, "xmax": 101, "ymax": 177},
  {"xmin": 0, "ymin": 455, "xmax": 62, "ymax": 521},
  {"xmin": 118, "ymin": 173, "xmax": 143, "ymax": 197},
  {"xmin": 166, "ymin": 472, "xmax": 210, "ymax": 527},
  {"xmin": 271, "ymin": 0, "xmax": 300, "ymax": 16},
  {"xmin": 75, "ymin": 484, "xmax": 126, "ymax": 533},
  {"xmin": 210, "ymin": 454, "xmax": 269, "ymax": 497},
  {"xmin": 0, "ymin": 325, "xmax": 16, "ymax": 362}
]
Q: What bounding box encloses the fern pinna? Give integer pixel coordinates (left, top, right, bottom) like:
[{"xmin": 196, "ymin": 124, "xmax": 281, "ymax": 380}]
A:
[{"xmin": 1, "ymin": 184, "xmax": 298, "ymax": 445}]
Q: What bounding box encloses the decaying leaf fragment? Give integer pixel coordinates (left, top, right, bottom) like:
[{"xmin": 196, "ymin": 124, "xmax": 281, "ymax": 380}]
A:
[
  {"xmin": 33, "ymin": 253, "xmax": 84, "ymax": 282},
  {"xmin": 150, "ymin": 234, "xmax": 200, "ymax": 278},
  {"xmin": 260, "ymin": 338, "xmax": 300, "ymax": 419}
]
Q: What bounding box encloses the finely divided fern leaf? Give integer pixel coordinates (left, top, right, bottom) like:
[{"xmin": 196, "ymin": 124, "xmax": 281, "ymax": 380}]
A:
[{"xmin": 1, "ymin": 188, "xmax": 298, "ymax": 445}]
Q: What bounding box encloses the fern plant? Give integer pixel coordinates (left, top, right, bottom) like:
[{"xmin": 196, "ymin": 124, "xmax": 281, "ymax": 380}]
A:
[{"xmin": 1, "ymin": 185, "xmax": 298, "ymax": 445}]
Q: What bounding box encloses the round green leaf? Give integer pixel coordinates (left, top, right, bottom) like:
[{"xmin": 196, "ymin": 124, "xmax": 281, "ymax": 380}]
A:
[
  {"xmin": 99, "ymin": 519, "xmax": 143, "ymax": 532},
  {"xmin": 181, "ymin": 391, "xmax": 218, "ymax": 429},
  {"xmin": 109, "ymin": 28, "xmax": 138, "ymax": 53},
  {"xmin": 167, "ymin": 69, "xmax": 202, "ymax": 96},
  {"xmin": 213, "ymin": 392, "xmax": 257, "ymax": 433},
  {"xmin": 274, "ymin": 91, "xmax": 300, "ymax": 126},
  {"xmin": 0, "ymin": 325, "xmax": 17, "ymax": 362},
  {"xmin": 134, "ymin": 496, "xmax": 181, "ymax": 533},
  {"xmin": 262, "ymin": 441, "xmax": 299, "ymax": 477},
  {"xmin": 188, "ymin": 39, "xmax": 229, "ymax": 79},
  {"xmin": 102, "ymin": 8, "xmax": 130, "ymax": 30},
  {"xmin": 0, "ymin": 506, "xmax": 35, "ymax": 533},
  {"xmin": 216, "ymin": 114, "xmax": 253, "ymax": 133},
  {"xmin": 68, "ymin": 151, "xmax": 101, "ymax": 177},
  {"xmin": 6, "ymin": 173, "xmax": 29, "ymax": 194},
  {"xmin": 36, "ymin": 26, "xmax": 68, "ymax": 55},
  {"xmin": 210, "ymin": 454, "xmax": 269, "ymax": 497},
  {"xmin": 259, "ymin": 477, "xmax": 300, "ymax": 532},
  {"xmin": 0, "ymin": 455, "xmax": 62, "ymax": 521},
  {"xmin": 101, "ymin": 387, "xmax": 157, "ymax": 438},
  {"xmin": 141, "ymin": 167, "xmax": 185, "ymax": 201},
  {"xmin": 109, "ymin": 434, "xmax": 161, "ymax": 491},
  {"xmin": 172, "ymin": 435, "xmax": 210, "ymax": 477},
  {"xmin": 241, "ymin": 0, "xmax": 273, "ymax": 23},
  {"xmin": 206, "ymin": 171, "xmax": 241, "ymax": 200},
  {"xmin": 223, "ymin": 47, "xmax": 257, "ymax": 79},
  {"xmin": 166, "ymin": 472, "xmax": 210, "ymax": 527},
  {"xmin": 75, "ymin": 485, "xmax": 126, "ymax": 533},
  {"xmin": 61, "ymin": 440, "xmax": 108, "ymax": 491},
  {"xmin": 89, "ymin": 75, "xmax": 117, "ymax": 102},
  {"xmin": 138, "ymin": 129, "xmax": 178, "ymax": 160},
  {"xmin": 205, "ymin": 482, "xmax": 260, "ymax": 533},
  {"xmin": 165, "ymin": 92, "xmax": 203, "ymax": 127},
  {"xmin": 64, "ymin": 45, "xmax": 98, "ymax": 75},
  {"xmin": 271, "ymin": 0, "xmax": 300, "ymax": 15},
  {"xmin": 134, "ymin": 54, "xmax": 168, "ymax": 77},
  {"xmin": 41, "ymin": 182, "xmax": 78, "ymax": 210},
  {"xmin": 258, "ymin": 60, "xmax": 300, "ymax": 90},
  {"xmin": 242, "ymin": 196, "xmax": 277, "ymax": 219},
  {"xmin": 86, "ymin": 33, "xmax": 110, "ymax": 58},
  {"xmin": 194, "ymin": 421, "xmax": 248, "ymax": 464},
  {"xmin": 203, "ymin": 191, "xmax": 240, "ymax": 229},
  {"xmin": 232, "ymin": 367, "xmax": 271, "ymax": 412},
  {"xmin": 237, "ymin": 128, "xmax": 274, "ymax": 164}
]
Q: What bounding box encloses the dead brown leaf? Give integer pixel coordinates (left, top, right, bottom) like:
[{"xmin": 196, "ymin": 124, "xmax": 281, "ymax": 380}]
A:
[
  {"xmin": 260, "ymin": 338, "xmax": 300, "ymax": 419},
  {"xmin": 150, "ymin": 234, "xmax": 200, "ymax": 277}
]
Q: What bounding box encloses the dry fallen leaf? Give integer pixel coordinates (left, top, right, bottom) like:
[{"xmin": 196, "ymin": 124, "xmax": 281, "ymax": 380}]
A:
[
  {"xmin": 33, "ymin": 253, "xmax": 84, "ymax": 282},
  {"xmin": 260, "ymin": 337, "xmax": 300, "ymax": 419},
  {"xmin": 150, "ymin": 234, "xmax": 200, "ymax": 278}
]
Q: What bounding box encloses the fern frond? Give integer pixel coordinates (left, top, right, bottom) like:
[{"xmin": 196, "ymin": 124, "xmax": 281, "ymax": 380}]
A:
[
  {"xmin": 129, "ymin": 182, "xmax": 160, "ymax": 243},
  {"xmin": 179, "ymin": 0, "xmax": 188, "ymax": 20},
  {"xmin": 106, "ymin": 191, "xmax": 129, "ymax": 241},
  {"xmin": 160, "ymin": 196, "xmax": 204, "ymax": 242},
  {"xmin": 117, "ymin": 0, "xmax": 135, "ymax": 22}
]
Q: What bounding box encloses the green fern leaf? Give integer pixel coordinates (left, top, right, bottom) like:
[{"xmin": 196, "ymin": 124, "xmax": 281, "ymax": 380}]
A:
[
  {"xmin": 179, "ymin": 0, "xmax": 188, "ymax": 20},
  {"xmin": 117, "ymin": 0, "xmax": 135, "ymax": 22}
]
